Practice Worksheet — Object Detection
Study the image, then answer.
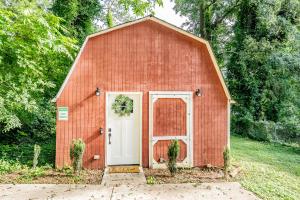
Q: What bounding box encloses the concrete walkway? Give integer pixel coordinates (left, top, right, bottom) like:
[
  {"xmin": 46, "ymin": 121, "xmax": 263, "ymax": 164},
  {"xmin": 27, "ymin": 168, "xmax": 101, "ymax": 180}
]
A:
[
  {"xmin": 101, "ymin": 167, "xmax": 146, "ymax": 187},
  {"xmin": 0, "ymin": 182, "xmax": 259, "ymax": 200}
]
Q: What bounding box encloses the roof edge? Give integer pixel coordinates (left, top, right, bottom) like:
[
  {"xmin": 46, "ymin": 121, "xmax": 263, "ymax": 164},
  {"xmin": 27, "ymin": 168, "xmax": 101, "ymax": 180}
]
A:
[{"xmin": 52, "ymin": 15, "xmax": 231, "ymax": 102}]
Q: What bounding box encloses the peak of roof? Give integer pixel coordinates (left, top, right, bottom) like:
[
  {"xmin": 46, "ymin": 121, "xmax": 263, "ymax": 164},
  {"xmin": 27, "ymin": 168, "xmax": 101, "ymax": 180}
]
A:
[{"xmin": 52, "ymin": 16, "xmax": 231, "ymax": 102}]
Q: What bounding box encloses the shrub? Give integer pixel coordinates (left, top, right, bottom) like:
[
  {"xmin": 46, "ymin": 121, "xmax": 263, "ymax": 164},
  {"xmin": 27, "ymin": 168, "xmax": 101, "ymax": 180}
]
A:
[
  {"xmin": 167, "ymin": 140, "xmax": 180, "ymax": 176},
  {"xmin": 146, "ymin": 176, "xmax": 156, "ymax": 185},
  {"xmin": 0, "ymin": 142, "xmax": 55, "ymax": 167},
  {"xmin": 70, "ymin": 139, "xmax": 85, "ymax": 173},
  {"xmin": 0, "ymin": 159, "xmax": 25, "ymax": 175},
  {"xmin": 223, "ymin": 146, "xmax": 231, "ymax": 176},
  {"xmin": 32, "ymin": 144, "xmax": 41, "ymax": 169}
]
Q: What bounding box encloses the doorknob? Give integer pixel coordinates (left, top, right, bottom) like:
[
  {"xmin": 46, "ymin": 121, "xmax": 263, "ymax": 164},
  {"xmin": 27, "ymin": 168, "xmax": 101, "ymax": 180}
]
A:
[{"xmin": 108, "ymin": 128, "xmax": 112, "ymax": 144}]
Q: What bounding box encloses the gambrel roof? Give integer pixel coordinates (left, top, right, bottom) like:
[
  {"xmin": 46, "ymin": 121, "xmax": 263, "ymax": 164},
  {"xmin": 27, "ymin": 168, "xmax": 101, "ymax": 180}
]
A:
[{"xmin": 52, "ymin": 16, "xmax": 232, "ymax": 102}]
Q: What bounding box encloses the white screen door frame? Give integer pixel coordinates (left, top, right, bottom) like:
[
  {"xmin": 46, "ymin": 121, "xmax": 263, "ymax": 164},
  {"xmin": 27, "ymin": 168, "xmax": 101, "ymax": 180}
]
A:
[
  {"xmin": 149, "ymin": 91, "xmax": 193, "ymax": 168},
  {"xmin": 105, "ymin": 92, "xmax": 143, "ymax": 166}
]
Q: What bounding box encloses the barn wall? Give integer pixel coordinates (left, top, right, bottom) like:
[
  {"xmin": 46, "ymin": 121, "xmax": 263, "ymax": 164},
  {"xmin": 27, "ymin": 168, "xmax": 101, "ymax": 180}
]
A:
[{"xmin": 56, "ymin": 20, "xmax": 228, "ymax": 169}]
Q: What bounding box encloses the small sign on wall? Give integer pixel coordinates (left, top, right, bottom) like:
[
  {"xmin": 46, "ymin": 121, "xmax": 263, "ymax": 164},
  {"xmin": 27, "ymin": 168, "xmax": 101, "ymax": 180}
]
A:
[{"xmin": 58, "ymin": 107, "xmax": 68, "ymax": 121}]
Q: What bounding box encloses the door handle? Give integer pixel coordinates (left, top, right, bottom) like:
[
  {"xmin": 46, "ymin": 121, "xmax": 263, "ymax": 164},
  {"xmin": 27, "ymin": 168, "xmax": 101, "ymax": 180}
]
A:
[{"xmin": 108, "ymin": 128, "xmax": 112, "ymax": 144}]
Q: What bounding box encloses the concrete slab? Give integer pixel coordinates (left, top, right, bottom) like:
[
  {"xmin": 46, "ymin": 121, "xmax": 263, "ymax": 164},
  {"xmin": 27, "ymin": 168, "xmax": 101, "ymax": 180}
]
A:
[
  {"xmin": 101, "ymin": 167, "xmax": 146, "ymax": 187},
  {"xmin": 0, "ymin": 184, "xmax": 113, "ymax": 200},
  {"xmin": 111, "ymin": 182, "xmax": 259, "ymax": 200},
  {"xmin": 0, "ymin": 182, "xmax": 260, "ymax": 200}
]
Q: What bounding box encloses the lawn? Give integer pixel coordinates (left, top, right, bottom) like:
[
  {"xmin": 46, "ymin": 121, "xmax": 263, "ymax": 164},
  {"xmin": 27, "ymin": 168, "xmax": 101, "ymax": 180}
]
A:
[{"xmin": 231, "ymin": 135, "xmax": 300, "ymax": 200}]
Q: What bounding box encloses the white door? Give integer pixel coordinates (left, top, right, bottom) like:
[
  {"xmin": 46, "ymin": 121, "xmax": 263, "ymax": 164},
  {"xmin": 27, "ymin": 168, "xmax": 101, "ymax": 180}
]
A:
[{"xmin": 106, "ymin": 92, "xmax": 141, "ymax": 165}]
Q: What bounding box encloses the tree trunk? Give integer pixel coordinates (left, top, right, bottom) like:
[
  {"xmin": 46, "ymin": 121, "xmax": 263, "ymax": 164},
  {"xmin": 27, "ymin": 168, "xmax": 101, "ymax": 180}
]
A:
[{"xmin": 199, "ymin": 2, "xmax": 207, "ymax": 39}]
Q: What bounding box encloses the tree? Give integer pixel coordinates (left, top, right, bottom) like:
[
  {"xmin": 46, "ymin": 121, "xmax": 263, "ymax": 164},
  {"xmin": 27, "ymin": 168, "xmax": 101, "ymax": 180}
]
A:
[
  {"xmin": 0, "ymin": 1, "xmax": 76, "ymax": 137},
  {"xmin": 172, "ymin": 0, "xmax": 300, "ymax": 143},
  {"xmin": 52, "ymin": 0, "xmax": 163, "ymax": 43},
  {"xmin": 226, "ymin": 0, "xmax": 300, "ymax": 142},
  {"xmin": 172, "ymin": 0, "xmax": 240, "ymax": 65},
  {"xmin": 52, "ymin": 0, "xmax": 102, "ymax": 43},
  {"xmin": 100, "ymin": 0, "xmax": 163, "ymax": 28}
]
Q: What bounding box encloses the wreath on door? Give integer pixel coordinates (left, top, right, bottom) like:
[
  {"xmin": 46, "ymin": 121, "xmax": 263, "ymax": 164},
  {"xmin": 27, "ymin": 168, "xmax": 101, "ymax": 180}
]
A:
[{"xmin": 112, "ymin": 94, "xmax": 133, "ymax": 117}]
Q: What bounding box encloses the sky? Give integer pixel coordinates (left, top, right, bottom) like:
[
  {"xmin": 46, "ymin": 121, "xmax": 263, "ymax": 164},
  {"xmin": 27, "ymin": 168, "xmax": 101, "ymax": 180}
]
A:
[{"xmin": 154, "ymin": 0, "xmax": 186, "ymax": 27}]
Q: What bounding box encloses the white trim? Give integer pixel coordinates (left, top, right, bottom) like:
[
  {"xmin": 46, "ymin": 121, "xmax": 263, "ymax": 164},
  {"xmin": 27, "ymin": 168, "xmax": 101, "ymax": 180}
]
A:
[
  {"xmin": 105, "ymin": 92, "xmax": 143, "ymax": 167},
  {"xmin": 149, "ymin": 91, "xmax": 193, "ymax": 168},
  {"xmin": 52, "ymin": 16, "xmax": 232, "ymax": 102},
  {"xmin": 149, "ymin": 91, "xmax": 193, "ymax": 95}
]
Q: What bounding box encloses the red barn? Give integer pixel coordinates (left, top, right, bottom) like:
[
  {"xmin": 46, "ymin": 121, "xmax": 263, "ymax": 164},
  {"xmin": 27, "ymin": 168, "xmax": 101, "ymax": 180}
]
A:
[{"xmin": 52, "ymin": 16, "xmax": 233, "ymax": 169}]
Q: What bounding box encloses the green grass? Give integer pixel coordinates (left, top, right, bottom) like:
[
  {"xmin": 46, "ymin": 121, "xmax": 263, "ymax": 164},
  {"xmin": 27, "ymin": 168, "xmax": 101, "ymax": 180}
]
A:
[{"xmin": 231, "ymin": 135, "xmax": 300, "ymax": 200}]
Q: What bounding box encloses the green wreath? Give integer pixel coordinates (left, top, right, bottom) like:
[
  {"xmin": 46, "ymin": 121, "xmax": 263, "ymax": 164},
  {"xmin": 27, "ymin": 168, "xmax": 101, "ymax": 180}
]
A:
[{"xmin": 112, "ymin": 94, "xmax": 133, "ymax": 117}]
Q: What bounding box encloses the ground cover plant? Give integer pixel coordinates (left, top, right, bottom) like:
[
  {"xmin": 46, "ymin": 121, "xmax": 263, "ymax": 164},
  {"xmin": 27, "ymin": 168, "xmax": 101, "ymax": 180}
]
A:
[
  {"xmin": 0, "ymin": 142, "xmax": 102, "ymax": 184},
  {"xmin": 0, "ymin": 160, "xmax": 103, "ymax": 184}
]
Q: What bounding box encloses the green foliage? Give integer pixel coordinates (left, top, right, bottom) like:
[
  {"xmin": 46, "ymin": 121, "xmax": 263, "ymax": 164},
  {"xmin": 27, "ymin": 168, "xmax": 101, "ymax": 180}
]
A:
[
  {"xmin": 32, "ymin": 144, "xmax": 41, "ymax": 169},
  {"xmin": 0, "ymin": 0, "xmax": 77, "ymax": 135},
  {"xmin": 112, "ymin": 95, "xmax": 134, "ymax": 117},
  {"xmin": 227, "ymin": 0, "xmax": 300, "ymax": 143},
  {"xmin": 172, "ymin": 0, "xmax": 239, "ymax": 65},
  {"xmin": 99, "ymin": 0, "xmax": 162, "ymax": 28},
  {"xmin": 52, "ymin": 0, "xmax": 102, "ymax": 43},
  {"xmin": 167, "ymin": 140, "xmax": 180, "ymax": 176},
  {"xmin": 106, "ymin": 9, "xmax": 114, "ymax": 28},
  {"xmin": 146, "ymin": 175, "xmax": 156, "ymax": 185},
  {"xmin": 223, "ymin": 146, "xmax": 231, "ymax": 174},
  {"xmin": 0, "ymin": 159, "xmax": 23, "ymax": 175},
  {"xmin": 231, "ymin": 135, "xmax": 300, "ymax": 200},
  {"xmin": 0, "ymin": 142, "xmax": 55, "ymax": 166},
  {"xmin": 174, "ymin": 0, "xmax": 300, "ymax": 144},
  {"xmin": 70, "ymin": 139, "xmax": 85, "ymax": 173}
]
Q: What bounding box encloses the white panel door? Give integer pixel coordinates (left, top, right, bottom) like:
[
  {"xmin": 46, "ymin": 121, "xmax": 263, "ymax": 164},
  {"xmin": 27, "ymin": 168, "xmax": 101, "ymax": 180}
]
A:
[{"xmin": 107, "ymin": 93, "xmax": 141, "ymax": 165}]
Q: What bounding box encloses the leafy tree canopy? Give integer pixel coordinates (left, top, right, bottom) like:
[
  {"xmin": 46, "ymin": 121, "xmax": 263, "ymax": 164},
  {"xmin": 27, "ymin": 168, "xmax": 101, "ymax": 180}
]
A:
[
  {"xmin": 174, "ymin": 0, "xmax": 300, "ymax": 143},
  {"xmin": 0, "ymin": 0, "xmax": 77, "ymax": 137}
]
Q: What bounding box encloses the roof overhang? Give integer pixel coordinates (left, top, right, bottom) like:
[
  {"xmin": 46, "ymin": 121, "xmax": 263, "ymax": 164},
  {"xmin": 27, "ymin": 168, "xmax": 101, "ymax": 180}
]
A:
[{"xmin": 52, "ymin": 16, "xmax": 232, "ymax": 103}]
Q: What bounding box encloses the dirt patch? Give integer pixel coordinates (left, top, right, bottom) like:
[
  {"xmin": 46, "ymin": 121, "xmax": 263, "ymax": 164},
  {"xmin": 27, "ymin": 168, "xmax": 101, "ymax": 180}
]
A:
[
  {"xmin": 0, "ymin": 169, "xmax": 103, "ymax": 184},
  {"xmin": 144, "ymin": 167, "xmax": 227, "ymax": 184}
]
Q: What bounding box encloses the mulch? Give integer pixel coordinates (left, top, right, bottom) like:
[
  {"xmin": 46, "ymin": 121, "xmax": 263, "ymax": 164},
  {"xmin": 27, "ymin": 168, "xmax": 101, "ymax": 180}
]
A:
[
  {"xmin": 143, "ymin": 167, "xmax": 227, "ymax": 184},
  {"xmin": 0, "ymin": 169, "xmax": 103, "ymax": 184}
]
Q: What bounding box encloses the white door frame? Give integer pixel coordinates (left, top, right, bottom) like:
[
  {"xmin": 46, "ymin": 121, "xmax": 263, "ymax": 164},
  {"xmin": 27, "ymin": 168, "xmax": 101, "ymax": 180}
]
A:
[
  {"xmin": 105, "ymin": 92, "xmax": 143, "ymax": 167},
  {"xmin": 149, "ymin": 91, "xmax": 193, "ymax": 168}
]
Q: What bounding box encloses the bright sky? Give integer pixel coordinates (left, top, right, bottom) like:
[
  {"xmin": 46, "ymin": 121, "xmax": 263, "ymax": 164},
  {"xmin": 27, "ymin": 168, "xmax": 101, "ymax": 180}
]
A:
[{"xmin": 154, "ymin": 0, "xmax": 186, "ymax": 27}]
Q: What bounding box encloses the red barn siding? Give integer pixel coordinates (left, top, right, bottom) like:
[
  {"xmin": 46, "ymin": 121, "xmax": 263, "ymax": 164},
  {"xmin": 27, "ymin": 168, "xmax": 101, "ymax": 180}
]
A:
[
  {"xmin": 153, "ymin": 140, "xmax": 187, "ymax": 162},
  {"xmin": 153, "ymin": 98, "xmax": 187, "ymax": 136},
  {"xmin": 56, "ymin": 20, "xmax": 228, "ymax": 169}
]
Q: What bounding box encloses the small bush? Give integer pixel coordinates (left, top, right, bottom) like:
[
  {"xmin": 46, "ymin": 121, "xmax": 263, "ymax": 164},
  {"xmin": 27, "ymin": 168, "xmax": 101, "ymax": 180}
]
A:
[
  {"xmin": 223, "ymin": 146, "xmax": 231, "ymax": 176},
  {"xmin": 70, "ymin": 139, "xmax": 85, "ymax": 173},
  {"xmin": 0, "ymin": 159, "xmax": 25, "ymax": 174},
  {"xmin": 32, "ymin": 144, "xmax": 41, "ymax": 169},
  {"xmin": 146, "ymin": 176, "xmax": 156, "ymax": 185},
  {"xmin": 167, "ymin": 140, "xmax": 180, "ymax": 176}
]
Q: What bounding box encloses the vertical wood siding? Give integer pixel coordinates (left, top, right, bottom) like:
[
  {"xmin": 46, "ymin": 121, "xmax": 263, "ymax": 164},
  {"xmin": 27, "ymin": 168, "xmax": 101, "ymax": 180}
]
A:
[
  {"xmin": 56, "ymin": 20, "xmax": 228, "ymax": 169},
  {"xmin": 153, "ymin": 98, "xmax": 186, "ymax": 136},
  {"xmin": 153, "ymin": 140, "xmax": 187, "ymax": 162}
]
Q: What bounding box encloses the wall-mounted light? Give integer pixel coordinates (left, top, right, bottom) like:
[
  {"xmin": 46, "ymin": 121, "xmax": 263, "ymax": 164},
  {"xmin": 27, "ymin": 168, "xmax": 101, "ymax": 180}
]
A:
[
  {"xmin": 99, "ymin": 127, "xmax": 104, "ymax": 135},
  {"xmin": 95, "ymin": 87, "xmax": 100, "ymax": 96},
  {"xmin": 195, "ymin": 88, "xmax": 202, "ymax": 97}
]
